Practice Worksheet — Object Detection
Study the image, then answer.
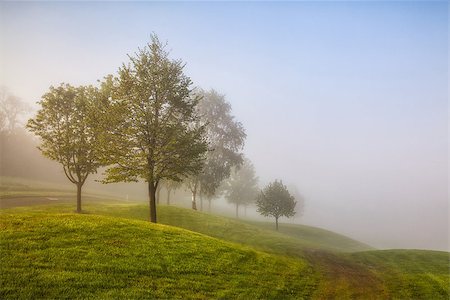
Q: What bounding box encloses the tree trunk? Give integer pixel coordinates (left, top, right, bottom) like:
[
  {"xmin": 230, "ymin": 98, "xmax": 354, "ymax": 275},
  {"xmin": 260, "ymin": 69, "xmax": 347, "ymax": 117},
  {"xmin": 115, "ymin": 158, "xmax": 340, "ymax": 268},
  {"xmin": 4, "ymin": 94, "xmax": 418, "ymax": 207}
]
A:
[
  {"xmin": 200, "ymin": 195, "xmax": 203, "ymax": 211},
  {"xmin": 275, "ymin": 217, "xmax": 279, "ymax": 231},
  {"xmin": 208, "ymin": 198, "xmax": 211, "ymax": 212},
  {"xmin": 148, "ymin": 182, "xmax": 157, "ymax": 223},
  {"xmin": 235, "ymin": 203, "xmax": 239, "ymax": 218},
  {"xmin": 166, "ymin": 188, "xmax": 171, "ymax": 205},
  {"xmin": 76, "ymin": 182, "xmax": 82, "ymax": 213},
  {"xmin": 191, "ymin": 190, "xmax": 197, "ymax": 210},
  {"xmin": 244, "ymin": 205, "xmax": 247, "ymax": 217}
]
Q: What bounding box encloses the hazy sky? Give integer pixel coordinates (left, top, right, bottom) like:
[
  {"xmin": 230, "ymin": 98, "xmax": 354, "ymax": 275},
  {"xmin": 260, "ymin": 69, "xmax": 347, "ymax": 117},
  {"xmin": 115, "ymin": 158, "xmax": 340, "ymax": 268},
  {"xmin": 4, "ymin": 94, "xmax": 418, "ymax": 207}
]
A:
[{"xmin": 0, "ymin": 1, "xmax": 448, "ymax": 250}]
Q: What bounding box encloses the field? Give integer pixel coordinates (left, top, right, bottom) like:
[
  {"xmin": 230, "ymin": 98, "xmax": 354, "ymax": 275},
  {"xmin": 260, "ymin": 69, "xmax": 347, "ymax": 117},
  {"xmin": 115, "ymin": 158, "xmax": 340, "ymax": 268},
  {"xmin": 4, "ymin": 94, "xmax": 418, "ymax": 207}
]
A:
[{"xmin": 1, "ymin": 178, "xmax": 449, "ymax": 299}]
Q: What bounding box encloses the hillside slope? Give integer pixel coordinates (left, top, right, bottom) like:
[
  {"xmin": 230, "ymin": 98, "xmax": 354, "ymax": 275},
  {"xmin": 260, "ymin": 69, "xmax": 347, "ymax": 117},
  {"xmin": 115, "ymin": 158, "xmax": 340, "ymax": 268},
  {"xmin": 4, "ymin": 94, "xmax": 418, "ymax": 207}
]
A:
[
  {"xmin": 77, "ymin": 203, "xmax": 373, "ymax": 254},
  {"xmin": 2, "ymin": 200, "xmax": 449, "ymax": 299},
  {"xmin": 246, "ymin": 221, "xmax": 373, "ymax": 253},
  {"xmin": 0, "ymin": 213, "xmax": 316, "ymax": 299},
  {"xmin": 351, "ymin": 250, "xmax": 449, "ymax": 299}
]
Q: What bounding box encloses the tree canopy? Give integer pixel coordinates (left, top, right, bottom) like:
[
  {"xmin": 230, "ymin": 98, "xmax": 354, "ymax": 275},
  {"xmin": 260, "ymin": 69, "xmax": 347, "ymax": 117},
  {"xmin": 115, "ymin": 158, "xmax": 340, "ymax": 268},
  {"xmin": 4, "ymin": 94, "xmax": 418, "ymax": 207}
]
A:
[
  {"xmin": 102, "ymin": 34, "xmax": 208, "ymax": 222},
  {"xmin": 223, "ymin": 158, "xmax": 259, "ymax": 218},
  {"xmin": 27, "ymin": 84, "xmax": 104, "ymax": 212},
  {"xmin": 187, "ymin": 89, "xmax": 246, "ymax": 210},
  {"xmin": 256, "ymin": 180, "xmax": 296, "ymax": 230}
]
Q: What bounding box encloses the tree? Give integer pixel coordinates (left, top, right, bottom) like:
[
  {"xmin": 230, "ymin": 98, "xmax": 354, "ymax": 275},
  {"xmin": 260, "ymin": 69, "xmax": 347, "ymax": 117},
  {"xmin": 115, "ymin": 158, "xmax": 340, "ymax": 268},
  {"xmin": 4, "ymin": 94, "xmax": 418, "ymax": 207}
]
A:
[
  {"xmin": 0, "ymin": 87, "xmax": 30, "ymax": 133},
  {"xmin": 102, "ymin": 35, "xmax": 207, "ymax": 223},
  {"xmin": 188, "ymin": 89, "xmax": 246, "ymax": 211},
  {"xmin": 223, "ymin": 158, "xmax": 259, "ymax": 218},
  {"xmin": 27, "ymin": 84, "xmax": 104, "ymax": 213},
  {"xmin": 256, "ymin": 180, "xmax": 296, "ymax": 230},
  {"xmin": 164, "ymin": 180, "xmax": 182, "ymax": 205}
]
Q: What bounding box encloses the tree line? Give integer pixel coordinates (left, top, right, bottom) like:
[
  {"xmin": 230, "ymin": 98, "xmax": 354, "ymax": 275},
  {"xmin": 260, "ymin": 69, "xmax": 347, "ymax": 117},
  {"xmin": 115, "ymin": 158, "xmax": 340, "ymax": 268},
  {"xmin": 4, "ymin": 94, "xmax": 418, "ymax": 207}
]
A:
[{"xmin": 25, "ymin": 34, "xmax": 301, "ymax": 229}]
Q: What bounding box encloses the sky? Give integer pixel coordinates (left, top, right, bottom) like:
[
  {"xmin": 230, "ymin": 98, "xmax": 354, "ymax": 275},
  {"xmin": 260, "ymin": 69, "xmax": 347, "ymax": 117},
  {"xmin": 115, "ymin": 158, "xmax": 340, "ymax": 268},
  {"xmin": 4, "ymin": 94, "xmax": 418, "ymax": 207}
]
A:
[{"xmin": 0, "ymin": 1, "xmax": 448, "ymax": 250}]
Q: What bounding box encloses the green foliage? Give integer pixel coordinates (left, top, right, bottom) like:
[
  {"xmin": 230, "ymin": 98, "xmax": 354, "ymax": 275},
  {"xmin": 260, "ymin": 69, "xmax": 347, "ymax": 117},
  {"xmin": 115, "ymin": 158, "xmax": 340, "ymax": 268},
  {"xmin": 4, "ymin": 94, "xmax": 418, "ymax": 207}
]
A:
[
  {"xmin": 0, "ymin": 213, "xmax": 315, "ymax": 299},
  {"xmin": 26, "ymin": 84, "xmax": 105, "ymax": 212},
  {"xmin": 100, "ymin": 34, "xmax": 208, "ymax": 222},
  {"xmin": 187, "ymin": 89, "xmax": 246, "ymax": 209},
  {"xmin": 102, "ymin": 35, "xmax": 207, "ymax": 185},
  {"xmin": 223, "ymin": 158, "xmax": 259, "ymax": 217},
  {"xmin": 256, "ymin": 180, "xmax": 296, "ymax": 229},
  {"xmin": 27, "ymin": 84, "xmax": 103, "ymax": 185}
]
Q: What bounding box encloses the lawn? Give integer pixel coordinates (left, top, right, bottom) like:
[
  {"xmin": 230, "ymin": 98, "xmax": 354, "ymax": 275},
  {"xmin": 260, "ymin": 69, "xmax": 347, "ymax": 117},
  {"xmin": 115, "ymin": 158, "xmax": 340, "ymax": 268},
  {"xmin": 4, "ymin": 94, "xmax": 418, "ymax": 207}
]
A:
[
  {"xmin": 1, "ymin": 180, "xmax": 448, "ymax": 299},
  {"xmin": 0, "ymin": 212, "xmax": 316, "ymax": 299}
]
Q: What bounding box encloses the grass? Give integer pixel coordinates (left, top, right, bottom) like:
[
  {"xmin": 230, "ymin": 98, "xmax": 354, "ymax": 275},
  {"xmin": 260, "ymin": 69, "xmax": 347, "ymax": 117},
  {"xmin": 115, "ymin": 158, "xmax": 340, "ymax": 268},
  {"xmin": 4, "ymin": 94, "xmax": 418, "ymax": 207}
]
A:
[
  {"xmin": 0, "ymin": 177, "xmax": 73, "ymax": 197},
  {"xmin": 351, "ymin": 250, "xmax": 450, "ymax": 299},
  {"xmin": 1, "ymin": 178, "xmax": 449, "ymax": 299},
  {"xmin": 246, "ymin": 221, "xmax": 373, "ymax": 253},
  {"xmin": 0, "ymin": 176, "xmax": 118, "ymax": 200},
  {"xmin": 0, "ymin": 212, "xmax": 317, "ymax": 299}
]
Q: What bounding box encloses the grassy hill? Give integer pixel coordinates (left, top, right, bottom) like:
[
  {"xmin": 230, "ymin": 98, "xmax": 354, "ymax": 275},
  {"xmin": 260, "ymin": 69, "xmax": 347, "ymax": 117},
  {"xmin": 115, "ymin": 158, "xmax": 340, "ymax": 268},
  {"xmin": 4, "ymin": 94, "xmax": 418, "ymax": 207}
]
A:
[
  {"xmin": 246, "ymin": 221, "xmax": 373, "ymax": 253},
  {"xmin": 1, "ymin": 182, "xmax": 449, "ymax": 299},
  {"xmin": 351, "ymin": 250, "xmax": 449, "ymax": 299},
  {"xmin": 0, "ymin": 212, "xmax": 316, "ymax": 299}
]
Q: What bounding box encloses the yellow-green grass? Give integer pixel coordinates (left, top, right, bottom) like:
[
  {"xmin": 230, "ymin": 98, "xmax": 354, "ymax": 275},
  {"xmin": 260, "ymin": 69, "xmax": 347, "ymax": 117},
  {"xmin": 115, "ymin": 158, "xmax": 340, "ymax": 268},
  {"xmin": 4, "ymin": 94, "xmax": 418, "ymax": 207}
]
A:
[
  {"xmin": 2, "ymin": 197, "xmax": 449, "ymax": 299},
  {"xmin": 0, "ymin": 177, "xmax": 118, "ymax": 200},
  {"xmin": 246, "ymin": 221, "xmax": 373, "ymax": 253},
  {"xmin": 0, "ymin": 177, "xmax": 71, "ymax": 196},
  {"xmin": 0, "ymin": 212, "xmax": 316, "ymax": 299},
  {"xmin": 350, "ymin": 250, "xmax": 450, "ymax": 299},
  {"xmin": 4, "ymin": 202, "xmax": 372, "ymax": 255}
]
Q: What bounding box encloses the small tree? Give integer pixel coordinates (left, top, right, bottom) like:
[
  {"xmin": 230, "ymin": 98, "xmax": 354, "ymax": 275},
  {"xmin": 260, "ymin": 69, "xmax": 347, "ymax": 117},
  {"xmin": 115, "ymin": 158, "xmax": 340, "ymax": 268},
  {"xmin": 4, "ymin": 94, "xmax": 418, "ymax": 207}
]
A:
[
  {"xmin": 256, "ymin": 180, "xmax": 296, "ymax": 230},
  {"xmin": 27, "ymin": 84, "xmax": 104, "ymax": 213},
  {"xmin": 223, "ymin": 158, "xmax": 259, "ymax": 218},
  {"xmin": 102, "ymin": 35, "xmax": 207, "ymax": 223}
]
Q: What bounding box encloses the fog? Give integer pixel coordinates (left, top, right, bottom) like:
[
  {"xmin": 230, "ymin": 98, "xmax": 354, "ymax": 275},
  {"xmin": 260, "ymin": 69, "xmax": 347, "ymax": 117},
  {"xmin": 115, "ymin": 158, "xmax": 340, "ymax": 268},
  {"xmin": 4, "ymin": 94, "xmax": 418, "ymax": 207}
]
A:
[{"xmin": 0, "ymin": 2, "xmax": 448, "ymax": 251}]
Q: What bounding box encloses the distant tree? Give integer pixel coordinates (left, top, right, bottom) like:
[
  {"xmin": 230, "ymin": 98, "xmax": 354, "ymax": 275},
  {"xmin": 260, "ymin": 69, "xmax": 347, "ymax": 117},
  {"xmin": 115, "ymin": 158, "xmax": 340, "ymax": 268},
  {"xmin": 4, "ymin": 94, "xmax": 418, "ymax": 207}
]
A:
[
  {"xmin": 187, "ymin": 89, "xmax": 246, "ymax": 211},
  {"xmin": 101, "ymin": 35, "xmax": 207, "ymax": 223},
  {"xmin": 256, "ymin": 180, "xmax": 296, "ymax": 230},
  {"xmin": 0, "ymin": 87, "xmax": 30, "ymax": 133},
  {"xmin": 223, "ymin": 158, "xmax": 259, "ymax": 218},
  {"xmin": 27, "ymin": 84, "xmax": 104, "ymax": 213},
  {"xmin": 164, "ymin": 180, "xmax": 182, "ymax": 205}
]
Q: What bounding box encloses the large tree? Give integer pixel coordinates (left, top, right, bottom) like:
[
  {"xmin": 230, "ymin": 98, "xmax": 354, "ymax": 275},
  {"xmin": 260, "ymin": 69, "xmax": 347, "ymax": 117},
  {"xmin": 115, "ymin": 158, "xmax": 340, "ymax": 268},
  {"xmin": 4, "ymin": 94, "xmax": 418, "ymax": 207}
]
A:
[
  {"xmin": 256, "ymin": 180, "xmax": 296, "ymax": 230},
  {"xmin": 223, "ymin": 158, "xmax": 259, "ymax": 218},
  {"xmin": 27, "ymin": 84, "xmax": 104, "ymax": 213},
  {"xmin": 188, "ymin": 89, "xmax": 246, "ymax": 211},
  {"xmin": 102, "ymin": 35, "xmax": 207, "ymax": 223}
]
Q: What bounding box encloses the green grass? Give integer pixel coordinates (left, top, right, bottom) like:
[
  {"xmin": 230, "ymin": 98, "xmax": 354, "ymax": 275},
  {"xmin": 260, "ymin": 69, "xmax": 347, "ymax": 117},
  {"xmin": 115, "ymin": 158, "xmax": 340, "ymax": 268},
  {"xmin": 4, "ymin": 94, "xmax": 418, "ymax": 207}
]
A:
[
  {"xmin": 1, "ymin": 188, "xmax": 449, "ymax": 299},
  {"xmin": 246, "ymin": 221, "xmax": 373, "ymax": 253},
  {"xmin": 0, "ymin": 177, "xmax": 72, "ymax": 197},
  {"xmin": 0, "ymin": 176, "xmax": 118, "ymax": 200},
  {"xmin": 351, "ymin": 250, "xmax": 450, "ymax": 299},
  {"xmin": 0, "ymin": 212, "xmax": 316, "ymax": 299}
]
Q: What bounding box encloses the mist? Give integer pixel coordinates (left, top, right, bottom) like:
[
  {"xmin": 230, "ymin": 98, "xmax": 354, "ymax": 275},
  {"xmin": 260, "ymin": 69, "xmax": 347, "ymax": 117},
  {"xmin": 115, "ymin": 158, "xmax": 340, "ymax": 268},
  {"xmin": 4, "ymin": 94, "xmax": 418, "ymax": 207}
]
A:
[{"xmin": 0, "ymin": 1, "xmax": 448, "ymax": 251}]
